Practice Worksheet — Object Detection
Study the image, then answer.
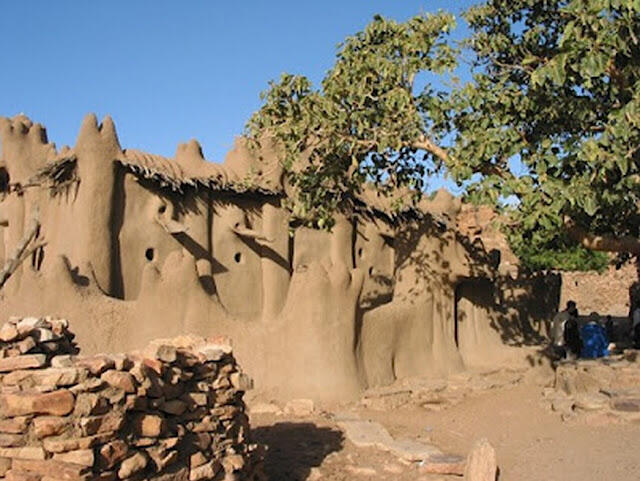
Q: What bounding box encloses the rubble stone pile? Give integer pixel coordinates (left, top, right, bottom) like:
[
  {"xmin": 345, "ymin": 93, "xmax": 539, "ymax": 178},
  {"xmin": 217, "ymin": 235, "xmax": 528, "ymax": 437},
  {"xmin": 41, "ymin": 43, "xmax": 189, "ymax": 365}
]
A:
[
  {"xmin": 545, "ymin": 351, "xmax": 640, "ymax": 424},
  {"xmin": 0, "ymin": 317, "xmax": 263, "ymax": 481}
]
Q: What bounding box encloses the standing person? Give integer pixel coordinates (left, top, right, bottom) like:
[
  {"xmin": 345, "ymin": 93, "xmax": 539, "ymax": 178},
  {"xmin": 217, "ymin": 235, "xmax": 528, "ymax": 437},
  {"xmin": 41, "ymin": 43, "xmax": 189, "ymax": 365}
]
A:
[
  {"xmin": 564, "ymin": 303, "xmax": 581, "ymax": 359},
  {"xmin": 605, "ymin": 315, "xmax": 615, "ymax": 343},
  {"xmin": 632, "ymin": 304, "xmax": 640, "ymax": 349},
  {"xmin": 552, "ymin": 300, "xmax": 577, "ymax": 357},
  {"xmin": 633, "ymin": 304, "xmax": 640, "ymax": 337}
]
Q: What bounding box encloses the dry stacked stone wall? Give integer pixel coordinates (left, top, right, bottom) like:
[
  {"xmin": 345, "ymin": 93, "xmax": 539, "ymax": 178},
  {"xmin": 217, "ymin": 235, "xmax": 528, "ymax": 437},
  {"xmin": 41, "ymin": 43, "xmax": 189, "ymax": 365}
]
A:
[
  {"xmin": 559, "ymin": 262, "xmax": 638, "ymax": 317},
  {"xmin": 545, "ymin": 351, "xmax": 640, "ymax": 424},
  {"xmin": 0, "ymin": 317, "xmax": 263, "ymax": 481}
]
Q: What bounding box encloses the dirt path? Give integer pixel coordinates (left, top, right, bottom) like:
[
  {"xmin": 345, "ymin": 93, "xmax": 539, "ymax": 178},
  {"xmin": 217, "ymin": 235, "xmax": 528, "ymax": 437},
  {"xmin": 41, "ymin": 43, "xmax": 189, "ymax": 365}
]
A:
[{"xmin": 249, "ymin": 382, "xmax": 640, "ymax": 480}]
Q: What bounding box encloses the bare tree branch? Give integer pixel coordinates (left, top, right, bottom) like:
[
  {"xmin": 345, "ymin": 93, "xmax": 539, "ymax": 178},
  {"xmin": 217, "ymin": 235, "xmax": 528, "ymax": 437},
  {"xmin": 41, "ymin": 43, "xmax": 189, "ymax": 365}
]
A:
[
  {"xmin": 413, "ymin": 135, "xmax": 451, "ymax": 162},
  {"xmin": 0, "ymin": 208, "xmax": 40, "ymax": 290},
  {"xmin": 564, "ymin": 216, "xmax": 640, "ymax": 255}
]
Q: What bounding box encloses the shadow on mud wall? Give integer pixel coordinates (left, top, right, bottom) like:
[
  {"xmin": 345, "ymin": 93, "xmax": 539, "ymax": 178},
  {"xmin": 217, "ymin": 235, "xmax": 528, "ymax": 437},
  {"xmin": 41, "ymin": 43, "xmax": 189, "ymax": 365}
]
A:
[
  {"xmin": 252, "ymin": 423, "xmax": 343, "ymax": 481},
  {"xmin": 493, "ymin": 272, "xmax": 562, "ymax": 346},
  {"xmin": 454, "ymin": 272, "xmax": 561, "ymax": 349}
]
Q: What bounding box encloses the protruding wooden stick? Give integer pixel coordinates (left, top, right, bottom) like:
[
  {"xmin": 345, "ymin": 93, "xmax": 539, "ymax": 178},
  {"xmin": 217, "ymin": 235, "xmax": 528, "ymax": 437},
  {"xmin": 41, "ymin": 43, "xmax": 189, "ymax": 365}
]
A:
[{"xmin": 0, "ymin": 208, "xmax": 41, "ymax": 290}]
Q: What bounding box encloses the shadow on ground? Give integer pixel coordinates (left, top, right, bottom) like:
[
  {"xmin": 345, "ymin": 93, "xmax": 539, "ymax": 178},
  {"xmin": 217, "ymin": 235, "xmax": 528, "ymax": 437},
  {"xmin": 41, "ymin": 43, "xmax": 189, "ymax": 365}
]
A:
[{"xmin": 252, "ymin": 422, "xmax": 344, "ymax": 481}]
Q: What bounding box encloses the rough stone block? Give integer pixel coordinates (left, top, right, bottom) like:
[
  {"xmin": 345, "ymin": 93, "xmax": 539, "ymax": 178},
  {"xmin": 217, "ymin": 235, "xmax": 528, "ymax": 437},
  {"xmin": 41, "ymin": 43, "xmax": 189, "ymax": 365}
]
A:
[
  {"xmin": 0, "ymin": 355, "xmax": 47, "ymax": 373},
  {"xmin": 15, "ymin": 338, "xmax": 36, "ymax": 355},
  {"xmin": 188, "ymin": 459, "xmax": 221, "ymax": 481},
  {"xmin": 124, "ymin": 395, "xmax": 147, "ymax": 411},
  {"xmin": 117, "ymin": 452, "xmax": 147, "ymax": 479},
  {"xmin": 147, "ymin": 447, "xmax": 178, "ymax": 472},
  {"xmin": 110, "ymin": 354, "xmax": 132, "ymax": 372},
  {"xmin": 141, "ymin": 359, "xmax": 163, "ymax": 376},
  {"xmin": 52, "ymin": 450, "xmax": 94, "ymax": 467},
  {"xmin": 464, "ymin": 438, "xmax": 497, "ymax": 481},
  {"xmin": 43, "ymin": 433, "xmax": 112, "ymax": 453},
  {"xmin": 50, "ymin": 357, "xmax": 75, "ymax": 369},
  {"xmin": 189, "ymin": 452, "xmax": 207, "ymax": 469},
  {"xmin": 31, "ymin": 329, "xmax": 54, "ymax": 344},
  {"xmin": 230, "ymin": 372, "xmax": 253, "ymax": 391},
  {"xmin": 0, "ymin": 435, "xmax": 24, "ymax": 448},
  {"xmin": 154, "ymin": 465, "xmax": 189, "ymax": 481},
  {"xmin": 5, "ymin": 470, "xmax": 42, "ymax": 481},
  {"xmin": 555, "ymin": 367, "xmax": 600, "ymax": 396},
  {"xmin": 419, "ymin": 453, "xmax": 466, "ymax": 475},
  {"xmin": 132, "ymin": 414, "xmax": 165, "ymax": 437},
  {"xmin": 73, "ymin": 393, "xmax": 109, "ymax": 417},
  {"xmin": 0, "ymin": 418, "xmax": 29, "ymax": 434},
  {"xmin": 100, "ymin": 371, "xmax": 135, "ymax": 393},
  {"xmin": 69, "ymin": 379, "xmax": 104, "ymax": 395},
  {"xmin": 15, "ymin": 318, "xmax": 46, "ymax": 336},
  {"xmin": 79, "ymin": 412, "xmax": 125, "ymax": 436},
  {"xmin": 155, "ymin": 345, "xmax": 177, "ymax": 364},
  {"xmin": 74, "ymin": 356, "xmax": 114, "ymax": 376},
  {"xmin": 611, "ymin": 398, "xmax": 640, "ymax": 412},
  {"xmin": 192, "ymin": 434, "xmax": 211, "ymax": 451},
  {"xmin": 0, "ymin": 457, "xmax": 11, "ymax": 476},
  {"xmin": 160, "ymin": 400, "xmax": 187, "ymax": 416},
  {"xmin": 3, "ymin": 368, "xmax": 86, "ymax": 389},
  {"xmin": 336, "ymin": 420, "xmax": 393, "ymax": 448},
  {"xmin": 385, "ymin": 438, "xmax": 443, "ymax": 462},
  {"xmin": 98, "ymin": 441, "xmax": 128, "ymax": 470},
  {"xmin": 0, "ymin": 448, "xmax": 46, "ymax": 461},
  {"xmin": 181, "ymin": 393, "xmax": 207, "ymax": 407},
  {"xmin": 33, "ymin": 417, "xmax": 69, "ymax": 439},
  {"xmin": 0, "ymin": 391, "xmax": 74, "ymax": 416},
  {"xmin": 0, "ymin": 324, "xmax": 19, "ymax": 343},
  {"xmin": 11, "ymin": 459, "xmax": 91, "ymax": 481}
]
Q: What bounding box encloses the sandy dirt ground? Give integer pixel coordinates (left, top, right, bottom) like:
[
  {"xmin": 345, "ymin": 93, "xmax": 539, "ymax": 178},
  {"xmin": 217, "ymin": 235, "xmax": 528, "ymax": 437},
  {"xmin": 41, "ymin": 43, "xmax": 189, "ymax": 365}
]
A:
[{"xmin": 248, "ymin": 378, "xmax": 640, "ymax": 480}]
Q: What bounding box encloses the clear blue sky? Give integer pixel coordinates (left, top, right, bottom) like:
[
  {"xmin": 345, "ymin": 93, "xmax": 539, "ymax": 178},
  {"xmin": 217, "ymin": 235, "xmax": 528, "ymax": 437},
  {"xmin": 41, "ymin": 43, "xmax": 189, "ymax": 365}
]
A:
[{"xmin": 0, "ymin": 1, "xmax": 477, "ymax": 191}]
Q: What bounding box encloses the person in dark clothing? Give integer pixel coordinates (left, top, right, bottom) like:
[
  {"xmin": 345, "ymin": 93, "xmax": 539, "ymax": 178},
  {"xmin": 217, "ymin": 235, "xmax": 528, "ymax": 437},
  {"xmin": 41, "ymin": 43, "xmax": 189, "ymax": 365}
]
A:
[
  {"xmin": 634, "ymin": 323, "xmax": 640, "ymax": 349},
  {"xmin": 564, "ymin": 308, "xmax": 581, "ymax": 359},
  {"xmin": 605, "ymin": 315, "xmax": 615, "ymax": 343},
  {"xmin": 581, "ymin": 313, "xmax": 609, "ymax": 358}
]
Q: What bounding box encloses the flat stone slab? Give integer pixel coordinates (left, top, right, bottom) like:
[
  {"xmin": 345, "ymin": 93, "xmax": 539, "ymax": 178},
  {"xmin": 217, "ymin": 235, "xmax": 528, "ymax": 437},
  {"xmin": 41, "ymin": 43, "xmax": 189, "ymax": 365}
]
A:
[
  {"xmin": 383, "ymin": 438, "xmax": 443, "ymax": 461},
  {"xmin": 336, "ymin": 420, "xmax": 393, "ymax": 448},
  {"xmin": 330, "ymin": 411, "xmax": 361, "ymax": 422},
  {"xmin": 336, "ymin": 415, "xmax": 454, "ymax": 464},
  {"xmin": 419, "ymin": 453, "xmax": 466, "ymax": 475},
  {"xmin": 611, "ymin": 398, "xmax": 640, "ymax": 412},
  {"xmin": 574, "ymin": 393, "xmax": 609, "ymax": 411}
]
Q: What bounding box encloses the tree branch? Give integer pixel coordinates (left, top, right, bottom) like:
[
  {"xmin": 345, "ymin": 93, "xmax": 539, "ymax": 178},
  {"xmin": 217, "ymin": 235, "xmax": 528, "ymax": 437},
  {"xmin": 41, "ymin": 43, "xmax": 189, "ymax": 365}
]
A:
[
  {"xmin": 0, "ymin": 208, "xmax": 40, "ymax": 290},
  {"xmin": 413, "ymin": 135, "xmax": 450, "ymax": 162},
  {"xmin": 564, "ymin": 216, "xmax": 640, "ymax": 255}
]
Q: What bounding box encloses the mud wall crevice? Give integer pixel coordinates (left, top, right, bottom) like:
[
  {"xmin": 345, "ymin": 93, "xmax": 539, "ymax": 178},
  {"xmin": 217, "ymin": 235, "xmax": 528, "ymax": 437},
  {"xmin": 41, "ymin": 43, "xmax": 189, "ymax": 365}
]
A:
[{"xmin": 109, "ymin": 164, "xmax": 125, "ymax": 299}]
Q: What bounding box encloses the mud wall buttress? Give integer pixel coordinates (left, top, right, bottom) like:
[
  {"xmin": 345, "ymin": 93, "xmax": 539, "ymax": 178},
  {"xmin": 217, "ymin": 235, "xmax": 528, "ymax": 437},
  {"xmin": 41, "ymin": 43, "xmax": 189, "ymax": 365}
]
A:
[
  {"xmin": 72, "ymin": 115, "xmax": 121, "ymax": 296},
  {"xmin": 260, "ymin": 201, "xmax": 290, "ymax": 321}
]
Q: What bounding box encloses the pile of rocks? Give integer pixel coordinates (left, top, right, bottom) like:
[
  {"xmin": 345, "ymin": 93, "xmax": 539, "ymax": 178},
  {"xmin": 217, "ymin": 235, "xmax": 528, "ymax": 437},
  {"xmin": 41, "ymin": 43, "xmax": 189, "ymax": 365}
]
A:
[
  {"xmin": 0, "ymin": 317, "xmax": 263, "ymax": 481},
  {"xmin": 545, "ymin": 351, "xmax": 640, "ymax": 424},
  {"xmin": 0, "ymin": 316, "xmax": 78, "ymax": 360}
]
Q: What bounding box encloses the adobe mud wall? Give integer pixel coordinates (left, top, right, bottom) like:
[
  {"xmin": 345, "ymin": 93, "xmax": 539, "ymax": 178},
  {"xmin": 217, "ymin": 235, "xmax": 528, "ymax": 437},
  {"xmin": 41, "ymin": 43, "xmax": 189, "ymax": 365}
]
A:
[
  {"xmin": 0, "ymin": 114, "xmax": 544, "ymax": 402},
  {"xmin": 0, "ymin": 316, "xmax": 262, "ymax": 481},
  {"xmin": 458, "ymin": 204, "xmax": 639, "ymax": 330},
  {"xmin": 558, "ymin": 262, "xmax": 638, "ymax": 318}
]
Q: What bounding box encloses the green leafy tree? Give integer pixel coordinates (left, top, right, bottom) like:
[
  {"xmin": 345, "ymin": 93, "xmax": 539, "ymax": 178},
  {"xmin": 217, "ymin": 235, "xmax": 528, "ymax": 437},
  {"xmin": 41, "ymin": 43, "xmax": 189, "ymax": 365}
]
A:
[
  {"xmin": 246, "ymin": 13, "xmax": 457, "ymax": 228},
  {"xmin": 447, "ymin": 0, "xmax": 640, "ymax": 261},
  {"xmin": 247, "ymin": 1, "xmax": 640, "ymax": 264}
]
